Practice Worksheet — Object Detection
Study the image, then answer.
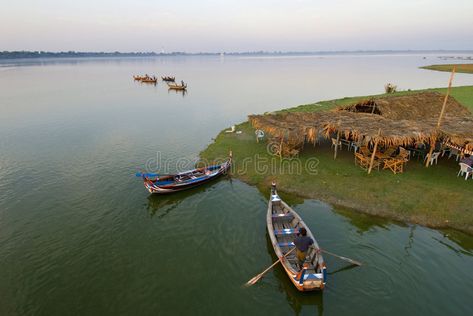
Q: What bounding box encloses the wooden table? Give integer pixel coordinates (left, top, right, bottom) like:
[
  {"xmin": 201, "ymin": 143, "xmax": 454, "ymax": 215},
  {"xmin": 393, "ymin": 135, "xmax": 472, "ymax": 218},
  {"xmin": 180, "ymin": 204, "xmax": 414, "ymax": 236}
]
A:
[{"xmin": 375, "ymin": 152, "xmax": 393, "ymax": 160}]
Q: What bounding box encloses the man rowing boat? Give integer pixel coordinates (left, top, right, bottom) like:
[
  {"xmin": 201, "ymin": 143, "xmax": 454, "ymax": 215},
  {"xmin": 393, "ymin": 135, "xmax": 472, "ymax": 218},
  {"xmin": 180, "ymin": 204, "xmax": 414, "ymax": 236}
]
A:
[{"xmin": 294, "ymin": 227, "xmax": 314, "ymax": 270}]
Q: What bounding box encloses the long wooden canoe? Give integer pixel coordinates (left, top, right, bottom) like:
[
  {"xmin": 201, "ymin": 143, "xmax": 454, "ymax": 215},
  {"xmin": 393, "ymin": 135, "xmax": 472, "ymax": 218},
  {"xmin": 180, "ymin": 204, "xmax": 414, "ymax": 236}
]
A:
[
  {"xmin": 167, "ymin": 82, "xmax": 187, "ymax": 90},
  {"xmin": 266, "ymin": 183, "xmax": 327, "ymax": 291},
  {"xmin": 141, "ymin": 156, "xmax": 231, "ymax": 194},
  {"xmin": 161, "ymin": 76, "xmax": 175, "ymax": 82},
  {"xmin": 141, "ymin": 78, "xmax": 157, "ymax": 83}
]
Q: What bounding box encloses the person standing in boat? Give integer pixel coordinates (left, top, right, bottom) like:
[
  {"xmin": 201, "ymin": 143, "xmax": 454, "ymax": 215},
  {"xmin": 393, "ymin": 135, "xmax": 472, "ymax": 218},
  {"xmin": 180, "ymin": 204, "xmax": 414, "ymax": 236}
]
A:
[{"xmin": 294, "ymin": 227, "xmax": 314, "ymax": 269}]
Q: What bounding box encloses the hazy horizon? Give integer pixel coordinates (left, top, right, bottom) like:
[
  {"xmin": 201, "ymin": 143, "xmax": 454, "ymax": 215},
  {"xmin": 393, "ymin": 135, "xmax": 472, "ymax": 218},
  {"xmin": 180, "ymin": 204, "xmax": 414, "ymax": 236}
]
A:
[{"xmin": 2, "ymin": 0, "xmax": 472, "ymax": 52}]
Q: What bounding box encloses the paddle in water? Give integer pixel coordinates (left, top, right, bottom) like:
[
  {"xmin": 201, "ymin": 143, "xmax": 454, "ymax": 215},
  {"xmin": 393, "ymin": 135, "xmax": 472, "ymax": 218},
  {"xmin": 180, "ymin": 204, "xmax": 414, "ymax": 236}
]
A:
[
  {"xmin": 320, "ymin": 249, "xmax": 362, "ymax": 266},
  {"xmin": 244, "ymin": 247, "xmax": 296, "ymax": 287}
]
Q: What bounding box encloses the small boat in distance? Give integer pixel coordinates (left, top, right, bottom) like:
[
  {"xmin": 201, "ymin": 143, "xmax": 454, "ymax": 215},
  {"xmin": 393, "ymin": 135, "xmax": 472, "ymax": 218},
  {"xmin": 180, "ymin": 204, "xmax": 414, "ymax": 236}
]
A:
[
  {"xmin": 141, "ymin": 77, "xmax": 157, "ymax": 83},
  {"xmin": 161, "ymin": 76, "xmax": 175, "ymax": 82},
  {"xmin": 133, "ymin": 75, "xmax": 157, "ymax": 82},
  {"xmin": 140, "ymin": 153, "xmax": 231, "ymax": 194},
  {"xmin": 167, "ymin": 82, "xmax": 187, "ymax": 90},
  {"xmin": 267, "ymin": 183, "xmax": 327, "ymax": 291}
]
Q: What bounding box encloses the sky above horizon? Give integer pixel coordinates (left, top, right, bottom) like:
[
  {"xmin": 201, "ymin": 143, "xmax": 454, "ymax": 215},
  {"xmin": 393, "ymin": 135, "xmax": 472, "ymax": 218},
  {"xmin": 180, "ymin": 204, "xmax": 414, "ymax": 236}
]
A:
[{"xmin": 1, "ymin": 0, "xmax": 472, "ymax": 52}]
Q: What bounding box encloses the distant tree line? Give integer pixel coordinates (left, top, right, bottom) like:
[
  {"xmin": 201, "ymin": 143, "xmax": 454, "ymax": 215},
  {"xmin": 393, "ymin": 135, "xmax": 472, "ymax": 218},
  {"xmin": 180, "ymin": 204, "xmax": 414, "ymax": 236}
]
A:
[
  {"xmin": 0, "ymin": 51, "xmax": 209, "ymax": 59},
  {"xmin": 2, "ymin": 50, "xmax": 472, "ymax": 60}
]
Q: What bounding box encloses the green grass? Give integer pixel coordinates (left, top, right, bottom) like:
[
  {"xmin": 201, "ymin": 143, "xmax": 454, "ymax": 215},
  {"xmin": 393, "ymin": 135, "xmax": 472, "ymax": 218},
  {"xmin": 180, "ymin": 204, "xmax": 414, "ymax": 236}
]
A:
[
  {"xmin": 420, "ymin": 64, "xmax": 473, "ymax": 74},
  {"xmin": 201, "ymin": 86, "xmax": 473, "ymax": 234}
]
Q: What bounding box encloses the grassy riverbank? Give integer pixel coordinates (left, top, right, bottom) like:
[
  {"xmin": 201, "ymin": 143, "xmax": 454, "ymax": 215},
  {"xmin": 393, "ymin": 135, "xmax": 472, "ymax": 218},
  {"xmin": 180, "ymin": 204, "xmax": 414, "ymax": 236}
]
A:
[
  {"xmin": 420, "ymin": 64, "xmax": 473, "ymax": 74},
  {"xmin": 200, "ymin": 86, "xmax": 473, "ymax": 234}
]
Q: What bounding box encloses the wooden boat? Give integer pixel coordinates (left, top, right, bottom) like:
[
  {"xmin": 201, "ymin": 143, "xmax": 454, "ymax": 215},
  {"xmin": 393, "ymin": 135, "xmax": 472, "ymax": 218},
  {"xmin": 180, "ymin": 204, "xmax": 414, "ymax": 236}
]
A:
[
  {"xmin": 167, "ymin": 82, "xmax": 187, "ymax": 90},
  {"xmin": 141, "ymin": 78, "xmax": 157, "ymax": 83},
  {"xmin": 133, "ymin": 75, "xmax": 145, "ymax": 81},
  {"xmin": 267, "ymin": 183, "xmax": 327, "ymax": 291},
  {"xmin": 141, "ymin": 155, "xmax": 231, "ymax": 194},
  {"xmin": 161, "ymin": 76, "xmax": 175, "ymax": 82},
  {"xmin": 134, "ymin": 75, "xmax": 157, "ymax": 82}
]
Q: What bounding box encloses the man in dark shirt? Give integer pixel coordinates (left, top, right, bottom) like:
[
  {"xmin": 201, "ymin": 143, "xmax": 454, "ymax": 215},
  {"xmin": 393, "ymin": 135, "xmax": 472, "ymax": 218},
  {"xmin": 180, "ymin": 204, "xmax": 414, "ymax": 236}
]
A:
[
  {"xmin": 461, "ymin": 154, "xmax": 473, "ymax": 167},
  {"xmin": 294, "ymin": 227, "xmax": 314, "ymax": 269}
]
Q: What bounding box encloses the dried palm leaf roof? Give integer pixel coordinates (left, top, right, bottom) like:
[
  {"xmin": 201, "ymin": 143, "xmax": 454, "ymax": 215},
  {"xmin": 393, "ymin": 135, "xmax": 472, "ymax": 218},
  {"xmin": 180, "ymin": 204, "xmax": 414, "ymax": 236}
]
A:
[
  {"xmin": 250, "ymin": 92, "xmax": 473, "ymax": 152},
  {"xmin": 250, "ymin": 112, "xmax": 438, "ymax": 148},
  {"xmin": 336, "ymin": 91, "xmax": 470, "ymax": 120},
  {"xmin": 439, "ymin": 115, "xmax": 473, "ymax": 151}
]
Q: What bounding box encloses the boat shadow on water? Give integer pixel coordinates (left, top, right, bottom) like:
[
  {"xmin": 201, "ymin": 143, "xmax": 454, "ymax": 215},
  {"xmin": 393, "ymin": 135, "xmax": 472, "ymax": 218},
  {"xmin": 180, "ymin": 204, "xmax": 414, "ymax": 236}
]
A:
[
  {"xmin": 167, "ymin": 88, "xmax": 187, "ymax": 97},
  {"xmin": 265, "ymin": 234, "xmax": 324, "ymax": 316},
  {"xmin": 145, "ymin": 176, "xmax": 229, "ymax": 219}
]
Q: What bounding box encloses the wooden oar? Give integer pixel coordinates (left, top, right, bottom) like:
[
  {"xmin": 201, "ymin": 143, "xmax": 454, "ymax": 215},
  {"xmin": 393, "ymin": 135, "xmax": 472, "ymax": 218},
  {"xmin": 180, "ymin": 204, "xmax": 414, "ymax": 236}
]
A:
[
  {"xmin": 244, "ymin": 247, "xmax": 296, "ymax": 287},
  {"xmin": 321, "ymin": 249, "xmax": 362, "ymax": 266}
]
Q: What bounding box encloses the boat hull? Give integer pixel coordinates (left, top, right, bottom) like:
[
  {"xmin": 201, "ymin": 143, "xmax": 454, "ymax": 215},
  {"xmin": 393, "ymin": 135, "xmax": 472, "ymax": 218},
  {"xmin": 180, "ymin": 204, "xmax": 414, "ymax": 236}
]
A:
[
  {"xmin": 167, "ymin": 83, "xmax": 187, "ymax": 90},
  {"xmin": 266, "ymin": 186, "xmax": 326, "ymax": 291},
  {"xmin": 143, "ymin": 160, "xmax": 230, "ymax": 194}
]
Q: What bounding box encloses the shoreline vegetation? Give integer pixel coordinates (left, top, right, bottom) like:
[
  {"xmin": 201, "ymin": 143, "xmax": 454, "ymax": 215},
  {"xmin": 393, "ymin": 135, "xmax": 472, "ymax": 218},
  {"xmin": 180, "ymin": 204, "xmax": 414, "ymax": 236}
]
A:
[
  {"xmin": 1, "ymin": 50, "xmax": 473, "ymax": 60},
  {"xmin": 420, "ymin": 64, "xmax": 473, "ymax": 74},
  {"xmin": 200, "ymin": 86, "xmax": 473, "ymax": 235}
]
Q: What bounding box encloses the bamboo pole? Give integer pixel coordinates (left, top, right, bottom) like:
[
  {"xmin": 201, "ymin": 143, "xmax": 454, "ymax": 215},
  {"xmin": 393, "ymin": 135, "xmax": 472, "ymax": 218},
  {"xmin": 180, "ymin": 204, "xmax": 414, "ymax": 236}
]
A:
[
  {"xmin": 334, "ymin": 130, "xmax": 340, "ymax": 159},
  {"xmin": 371, "ymin": 101, "xmax": 376, "ymax": 114},
  {"xmin": 437, "ymin": 66, "xmax": 456, "ymax": 128},
  {"xmin": 425, "ymin": 66, "xmax": 456, "ymax": 167},
  {"xmin": 368, "ymin": 129, "xmax": 381, "ymax": 174},
  {"xmin": 424, "ymin": 138, "xmax": 436, "ymax": 167}
]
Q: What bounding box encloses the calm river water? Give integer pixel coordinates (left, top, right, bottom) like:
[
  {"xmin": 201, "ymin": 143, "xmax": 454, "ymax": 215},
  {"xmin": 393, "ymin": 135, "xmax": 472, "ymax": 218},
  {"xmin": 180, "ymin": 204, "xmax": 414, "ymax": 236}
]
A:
[{"xmin": 1, "ymin": 54, "xmax": 473, "ymax": 315}]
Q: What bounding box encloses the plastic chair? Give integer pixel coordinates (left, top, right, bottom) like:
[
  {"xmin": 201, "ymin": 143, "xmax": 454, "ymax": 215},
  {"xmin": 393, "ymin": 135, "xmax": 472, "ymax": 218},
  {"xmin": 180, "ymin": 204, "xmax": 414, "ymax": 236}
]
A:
[
  {"xmin": 458, "ymin": 163, "xmax": 473, "ymax": 180},
  {"xmin": 340, "ymin": 139, "xmax": 351, "ymax": 150},
  {"xmin": 331, "ymin": 138, "xmax": 342, "ymax": 151},
  {"xmin": 448, "ymin": 149, "xmax": 460, "ymax": 161},
  {"xmin": 351, "ymin": 142, "xmax": 361, "ymax": 152},
  {"xmin": 424, "ymin": 152, "xmax": 440, "ymax": 166}
]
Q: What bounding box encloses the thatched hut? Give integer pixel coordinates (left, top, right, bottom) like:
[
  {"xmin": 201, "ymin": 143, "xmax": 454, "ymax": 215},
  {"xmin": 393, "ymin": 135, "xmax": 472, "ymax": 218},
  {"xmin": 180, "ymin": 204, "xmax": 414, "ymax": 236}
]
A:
[
  {"xmin": 336, "ymin": 92, "xmax": 470, "ymax": 120},
  {"xmin": 250, "ymin": 92, "xmax": 473, "ymax": 156}
]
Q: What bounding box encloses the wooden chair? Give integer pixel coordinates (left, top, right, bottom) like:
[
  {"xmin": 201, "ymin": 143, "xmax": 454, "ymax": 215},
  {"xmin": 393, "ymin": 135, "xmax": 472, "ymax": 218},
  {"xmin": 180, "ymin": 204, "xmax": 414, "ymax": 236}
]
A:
[
  {"xmin": 355, "ymin": 153, "xmax": 369, "ymax": 170},
  {"xmin": 288, "ymin": 149, "xmax": 300, "ymax": 158},
  {"xmin": 399, "ymin": 147, "xmax": 411, "ymax": 161},
  {"xmin": 383, "ymin": 147, "xmax": 398, "ymax": 158},
  {"xmin": 458, "ymin": 163, "xmax": 473, "ymax": 180},
  {"xmin": 355, "ymin": 153, "xmax": 380, "ymax": 171},
  {"xmin": 360, "ymin": 147, "xmax": 371, "ymax": 157},
  {"xmin": 383, "ymin": 158, "xmax": 404, "ymax": 174}
]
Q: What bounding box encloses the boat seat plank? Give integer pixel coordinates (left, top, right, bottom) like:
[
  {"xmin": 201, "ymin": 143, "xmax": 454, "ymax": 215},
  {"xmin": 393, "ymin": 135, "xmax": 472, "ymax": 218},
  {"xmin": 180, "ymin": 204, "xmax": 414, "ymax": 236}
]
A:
[
  {"xmin": 302, "ymin": 273, "xmax": 323, "ymax": 281},
  {"xmin": 272, "ymin": 213, "xmax": 294, "ymax": 220},
  {"xmin": 274, "ymin": 228, "xmax": 298, "ymax": 235},
  {"xmin": 278, "ymin": 242, "xmax": 295, "ymax": 247}
]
